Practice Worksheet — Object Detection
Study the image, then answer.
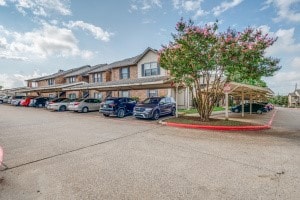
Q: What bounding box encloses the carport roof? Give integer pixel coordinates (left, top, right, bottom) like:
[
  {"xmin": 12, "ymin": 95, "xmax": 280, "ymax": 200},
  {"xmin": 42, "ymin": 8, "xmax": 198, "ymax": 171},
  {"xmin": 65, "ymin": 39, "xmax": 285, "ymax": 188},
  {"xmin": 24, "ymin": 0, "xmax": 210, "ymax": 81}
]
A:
[
  {"xmin": 63, "ymin": 76, "xmax": 171, "ymax": 91},
  {"xmin": 226, "ymin": 82, "xmax": 274, "ymax": 100},
  {"xmin": 20, "ymin": 82, "xmax": 86, "ymax": 93}
]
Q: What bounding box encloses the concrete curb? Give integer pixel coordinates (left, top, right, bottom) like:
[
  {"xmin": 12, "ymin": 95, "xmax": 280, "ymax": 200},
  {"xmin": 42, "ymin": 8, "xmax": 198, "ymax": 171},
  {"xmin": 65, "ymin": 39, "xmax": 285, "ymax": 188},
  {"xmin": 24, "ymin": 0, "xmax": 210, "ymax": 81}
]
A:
[{"xmin": 160, "ymin": 109, "xmax": 278, "ymax": 131}]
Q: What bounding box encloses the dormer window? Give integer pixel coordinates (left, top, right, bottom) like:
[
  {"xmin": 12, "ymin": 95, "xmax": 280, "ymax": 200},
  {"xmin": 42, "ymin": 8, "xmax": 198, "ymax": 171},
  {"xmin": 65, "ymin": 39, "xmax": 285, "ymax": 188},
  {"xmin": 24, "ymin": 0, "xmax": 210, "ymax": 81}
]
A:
[
  {"xmin": 48, "ymin": 78, "xmax": 55, "ymax": 85},
  {"xmin": 68, "ymin": 76, "xmax": 76, "ymax": 83},
  {"xmin": 142, "ymin": 62, "xmax": 160, "ymax": 77}
]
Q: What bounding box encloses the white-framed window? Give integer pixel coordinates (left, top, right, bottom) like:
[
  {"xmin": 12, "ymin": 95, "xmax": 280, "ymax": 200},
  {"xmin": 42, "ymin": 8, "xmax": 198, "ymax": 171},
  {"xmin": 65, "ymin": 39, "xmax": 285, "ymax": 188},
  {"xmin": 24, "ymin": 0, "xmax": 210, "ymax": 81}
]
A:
[
  {"xmin": 68, "ymin": 76, "xmax": 76, "ymax": 83},
  {"xmin": 93, "ymin": 73, "xmax": 102, "ymax": 83},
  {"xmin": 120, "ymin": 67, "xmax": 130, "ymax": 79},
  {"xmin": 69, "ymin": 93, "xmax": 76, "ymax": 99},
  {"xmin": 119, "ymin": 91, "xmax": 130, "ymax": 97},
  {"xmin": 48, "ymin": 78, "xmax": 55, "ymax": 85},
  {"xmin": 142, "ymin": 62, "xmax": 160, "ymax": 77},
  {"xmin": 31, "ymin": 82, "xmax": 38, "ymax": 88},
  {"xmin": 147, "ymin": 89, "xmax": 158, "ymax": 97},
  {"xmin": 94, "ymin": 92, "xmax": 102, "ymax": 100}
]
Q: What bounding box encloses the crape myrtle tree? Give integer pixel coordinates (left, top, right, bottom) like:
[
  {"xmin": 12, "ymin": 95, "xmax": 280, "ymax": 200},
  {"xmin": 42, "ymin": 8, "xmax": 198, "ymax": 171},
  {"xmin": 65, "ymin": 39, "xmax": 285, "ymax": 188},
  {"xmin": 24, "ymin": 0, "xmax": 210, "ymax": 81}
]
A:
[{"xmin": 159, "ymin": 19, "xmax": 281, "ymax": 121}]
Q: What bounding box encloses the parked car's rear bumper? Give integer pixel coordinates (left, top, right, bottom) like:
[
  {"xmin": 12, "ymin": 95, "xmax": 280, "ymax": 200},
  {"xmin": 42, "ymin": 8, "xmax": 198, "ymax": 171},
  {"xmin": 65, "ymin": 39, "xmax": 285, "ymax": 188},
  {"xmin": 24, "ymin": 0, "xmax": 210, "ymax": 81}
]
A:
[
  {"xmin": 47, "ymin": 105, "xmax": 59, "ymax": 110},
  {"xmin": 99, "ymin": 109, "xmax": 116, "ymax": 115}
]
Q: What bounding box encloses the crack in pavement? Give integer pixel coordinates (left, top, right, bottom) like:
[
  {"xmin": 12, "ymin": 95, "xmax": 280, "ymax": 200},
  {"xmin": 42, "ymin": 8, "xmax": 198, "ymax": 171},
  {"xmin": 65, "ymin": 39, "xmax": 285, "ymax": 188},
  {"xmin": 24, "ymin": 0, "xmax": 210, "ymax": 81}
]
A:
[
  {"xmin": 144, "ymin": 134, "xmax": 300, "ymax": 180},
  {"xmin": 1, "ymin": 126, "xmax": 162, "ymax": 171}
]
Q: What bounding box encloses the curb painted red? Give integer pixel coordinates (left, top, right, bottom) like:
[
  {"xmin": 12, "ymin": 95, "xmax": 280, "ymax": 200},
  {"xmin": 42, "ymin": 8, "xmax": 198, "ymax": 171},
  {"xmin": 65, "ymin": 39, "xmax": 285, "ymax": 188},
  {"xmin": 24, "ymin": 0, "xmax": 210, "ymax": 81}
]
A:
[{"xmin": 162, "ymin": 109, "xmax": 278, "ymax": 131}]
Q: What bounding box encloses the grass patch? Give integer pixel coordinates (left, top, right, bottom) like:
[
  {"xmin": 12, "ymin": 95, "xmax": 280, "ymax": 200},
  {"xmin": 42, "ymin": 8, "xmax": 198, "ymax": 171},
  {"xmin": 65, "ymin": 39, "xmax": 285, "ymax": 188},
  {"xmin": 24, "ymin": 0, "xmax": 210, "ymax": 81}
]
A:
[
  {"xmin": 178, "ymin": 107, "xmax": 225, "ymax": 115},
  {"xmin": 213, "ymin": 107, "xmax": 225, "ymax": 111},
  {"xmin": 165, "ymin": 116, "xmax": 257, "ymax": 126}
]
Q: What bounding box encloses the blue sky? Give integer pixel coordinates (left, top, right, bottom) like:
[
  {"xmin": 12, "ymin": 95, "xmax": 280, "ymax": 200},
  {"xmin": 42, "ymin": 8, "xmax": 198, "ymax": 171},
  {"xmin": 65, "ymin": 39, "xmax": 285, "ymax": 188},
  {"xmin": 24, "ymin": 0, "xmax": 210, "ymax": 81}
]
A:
[{"xmin": 0, "ymin": 0, "xmax": 299, "ymax": 95}]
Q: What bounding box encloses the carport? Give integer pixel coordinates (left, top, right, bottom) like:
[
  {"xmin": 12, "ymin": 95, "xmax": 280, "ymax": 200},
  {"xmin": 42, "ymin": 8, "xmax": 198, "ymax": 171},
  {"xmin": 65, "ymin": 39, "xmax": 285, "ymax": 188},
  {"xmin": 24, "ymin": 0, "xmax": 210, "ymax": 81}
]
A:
[
  {"xmin": 224, "ymin": 82, "xmax": 274, "ymax": 120},
  {"xmin": 63, "ymin": 76, "xmax": 172, "ymax": 92},
  {"xmin": 21, "ymin": 82, "xmax": 86, "ymax": 97}
]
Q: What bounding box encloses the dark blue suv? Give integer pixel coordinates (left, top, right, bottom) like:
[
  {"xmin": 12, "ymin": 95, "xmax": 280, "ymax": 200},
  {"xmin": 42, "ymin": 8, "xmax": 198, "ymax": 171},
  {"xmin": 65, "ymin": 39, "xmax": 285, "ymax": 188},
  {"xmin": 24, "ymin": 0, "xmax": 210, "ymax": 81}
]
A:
[
  {"xmin": 133, "ymin": 97, "xmax": 176, "ymax": 120},
  {"xmin": 99, "ymin": 97, "xmax": 137, "ymax": 118}
]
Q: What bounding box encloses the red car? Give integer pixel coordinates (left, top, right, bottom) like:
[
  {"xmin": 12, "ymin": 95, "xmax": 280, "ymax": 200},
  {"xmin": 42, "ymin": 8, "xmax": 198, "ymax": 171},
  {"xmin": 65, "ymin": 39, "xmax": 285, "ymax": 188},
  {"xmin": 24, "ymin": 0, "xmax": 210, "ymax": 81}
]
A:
[{"xmin": 20, "ymin": 97, "xmax": 35, "ymax": 107}]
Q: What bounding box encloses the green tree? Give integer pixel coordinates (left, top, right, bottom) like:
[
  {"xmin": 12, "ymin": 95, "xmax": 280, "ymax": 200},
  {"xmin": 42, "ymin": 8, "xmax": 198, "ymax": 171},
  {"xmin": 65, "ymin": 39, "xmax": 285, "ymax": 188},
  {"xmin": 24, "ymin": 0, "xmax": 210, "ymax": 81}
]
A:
[
  {"xmin": 269, "ymin": 95, "xmax": 288, "ymax": 106},
  {"xmin": 159, "ymin": 19, "xmax": 281, "ymax": 121}
]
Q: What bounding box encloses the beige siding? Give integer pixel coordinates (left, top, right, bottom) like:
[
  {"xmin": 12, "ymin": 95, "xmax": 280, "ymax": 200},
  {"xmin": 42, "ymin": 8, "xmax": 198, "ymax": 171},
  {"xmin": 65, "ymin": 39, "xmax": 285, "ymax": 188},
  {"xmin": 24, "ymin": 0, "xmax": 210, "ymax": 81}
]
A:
[{"xmin": 137, "ymin": 51, "xmax": 166, "ymax": 78}]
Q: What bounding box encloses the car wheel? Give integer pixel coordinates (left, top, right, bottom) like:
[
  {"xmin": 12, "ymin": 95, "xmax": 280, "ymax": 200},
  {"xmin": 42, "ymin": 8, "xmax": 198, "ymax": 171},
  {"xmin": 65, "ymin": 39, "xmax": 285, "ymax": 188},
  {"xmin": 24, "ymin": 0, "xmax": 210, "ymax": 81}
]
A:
[
  {"xmin": 171, "ymin": 108, "xmax": 176, "ymax": 116},
  {"xmin": 0, "ymin": 100, "xmax": 3, "ymax": 104},
  {"xmin": 257, "ymin": 110, "xmax": 262, "ymax": 114},
  {"xmin": 82, "ymin": 107, "xmax": 89, "ymax": 113},
  {"xmin": 38, "ymin": 103, "xmax": 43, "ymax": 108},
  {"xmin": 103, "ymin": 113, "xmax": 109, "ymax": 117},
  {"xmin": 117, "ymin": 109, "xmax": 125, "ymax": 118},
  {"xmin": 152, "ymin": 110, "xmax": 160, "ymax": 120},
  {"xmin": 234, "ymin": 108, "xmax": 239, "ymax": 113},
  {"xmin": 59, "ymin": 105, "xmax": 66, "ymax": 112}
]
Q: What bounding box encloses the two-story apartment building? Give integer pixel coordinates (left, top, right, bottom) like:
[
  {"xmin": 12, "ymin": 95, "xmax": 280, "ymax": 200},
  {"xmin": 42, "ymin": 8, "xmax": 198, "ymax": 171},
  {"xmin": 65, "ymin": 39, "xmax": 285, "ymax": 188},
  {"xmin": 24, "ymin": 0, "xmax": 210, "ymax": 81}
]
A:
[
  {"xmin": 64, "ymin": 47, "xmax": 174, "ymax": 101},
  {"xmin": 21, "ymin": 47, "xmax": 191, "ymax": 108},
  {"xmin": 288, "ymin": 88, "xmax": 300, "ymax": 107},
  {"xmin": 25, "ymin": 65, "xmax": 98, "ymax": 98}
]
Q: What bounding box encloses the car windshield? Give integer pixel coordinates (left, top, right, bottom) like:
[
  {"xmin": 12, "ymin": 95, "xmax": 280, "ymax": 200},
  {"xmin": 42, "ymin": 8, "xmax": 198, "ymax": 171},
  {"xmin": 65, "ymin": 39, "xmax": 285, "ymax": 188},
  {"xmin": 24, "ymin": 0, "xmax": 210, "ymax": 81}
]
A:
[{"xmin": 143, "ymin": 98, "xmax": 160, "ymax": 104}]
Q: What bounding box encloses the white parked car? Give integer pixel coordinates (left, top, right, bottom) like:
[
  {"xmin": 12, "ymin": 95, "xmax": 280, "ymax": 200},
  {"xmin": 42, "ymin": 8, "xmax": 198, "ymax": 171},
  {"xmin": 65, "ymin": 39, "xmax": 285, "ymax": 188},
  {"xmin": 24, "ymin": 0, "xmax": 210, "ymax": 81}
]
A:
[
  {"xmin": 10, "ymin": 96, "xmax": 25, "ymax": 106},
  {"xmin": 68, "ymin": 98, "xmax": 101, "ymax": 113},
  {"xmin": 0, "ymin": 95, "xmax": 11, "ymax": 104},
  {"xmin": 47, "ymin": 98, "xmax": 76, "ymax": 111}
]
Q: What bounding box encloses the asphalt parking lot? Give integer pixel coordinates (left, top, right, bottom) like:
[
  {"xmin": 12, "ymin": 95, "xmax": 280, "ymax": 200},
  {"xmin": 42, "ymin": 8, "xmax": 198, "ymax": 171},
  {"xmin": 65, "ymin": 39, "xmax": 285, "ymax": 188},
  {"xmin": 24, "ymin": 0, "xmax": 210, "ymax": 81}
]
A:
[{"xmin": 0, "ymin": 105, "xmax": 299, "ymax": 199}]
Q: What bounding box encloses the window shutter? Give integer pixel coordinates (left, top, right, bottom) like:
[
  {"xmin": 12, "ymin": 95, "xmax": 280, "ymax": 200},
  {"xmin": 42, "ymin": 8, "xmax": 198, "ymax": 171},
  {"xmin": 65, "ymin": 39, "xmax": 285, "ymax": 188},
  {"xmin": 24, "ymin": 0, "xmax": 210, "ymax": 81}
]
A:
[
  {"xmin": 119, "ymin": 68, "xmax": 122, "ymax": 79},
  {"xmin": 142, "ymin": 64, "xmax": 145, "ymax": 77},
  {"xmin": 128, "ymin": 67, "xmax": 130, "ymax": 78}
]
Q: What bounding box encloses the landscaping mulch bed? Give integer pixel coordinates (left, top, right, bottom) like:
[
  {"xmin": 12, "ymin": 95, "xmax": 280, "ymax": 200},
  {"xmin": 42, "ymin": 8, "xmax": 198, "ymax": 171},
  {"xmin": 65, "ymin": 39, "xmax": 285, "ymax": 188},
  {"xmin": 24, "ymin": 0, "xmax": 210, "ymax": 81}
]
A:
[{"xmin": 164, "ymin": 116, "xmax": 259, "ymax": 126}]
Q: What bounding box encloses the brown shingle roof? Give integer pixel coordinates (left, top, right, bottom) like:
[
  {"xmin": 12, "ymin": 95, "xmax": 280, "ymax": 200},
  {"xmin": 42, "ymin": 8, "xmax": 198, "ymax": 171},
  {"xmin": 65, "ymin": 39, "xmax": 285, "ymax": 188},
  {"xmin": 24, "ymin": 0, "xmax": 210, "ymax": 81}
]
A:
[
  {"xmin": 89, "ymin": 47, "xmax": 158, "ymax": 73},
  {"xmin": 26, "ymin": 65, "xmax": 91, "ymax": 81}
]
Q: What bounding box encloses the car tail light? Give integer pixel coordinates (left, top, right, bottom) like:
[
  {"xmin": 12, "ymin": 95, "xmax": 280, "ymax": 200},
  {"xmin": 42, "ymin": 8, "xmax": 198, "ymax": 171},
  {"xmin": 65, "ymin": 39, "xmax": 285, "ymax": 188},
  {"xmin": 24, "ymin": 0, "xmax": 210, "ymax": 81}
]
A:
[{"xmin": 74, "ymin": 102, "xmax": 80, "ymax": 106}]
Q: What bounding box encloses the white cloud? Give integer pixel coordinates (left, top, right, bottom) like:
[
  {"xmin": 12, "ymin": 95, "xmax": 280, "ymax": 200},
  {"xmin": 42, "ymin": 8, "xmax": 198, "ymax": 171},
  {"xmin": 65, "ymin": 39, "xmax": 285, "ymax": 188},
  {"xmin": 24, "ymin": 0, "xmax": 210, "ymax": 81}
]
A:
[
  {"xmin": 182, "ymin": 0, "xmax": 201, "ymax": 11},
  {"xmin": 256, "ymin": 25, "xmax": 300, "ymax": 94},
  {"xmin": 0, "ymin": 0, "xmax": 6, "ymax": 6},
  {"xmin": 65, "ymin": 21, "xmax": 112, "ymax": 42},
  {"xmin": 142, "ymin": 19, "xmax": 156, "ymax": 24},
  {"xmin": 0, "ymin": 23, "xmax": 94, "ymax": 61},
  {"xmin": 264, "ymin": 71, "xmax": 300, "ymax": 94},
  {"xmin": 9, "ymin": 0, "xmax": 71, "ymax": 17},
  {"xmin": 172, "ymin": 0, "xmax": 208, "ymax": 18},
  {"xmin": 0, "ymin": 70, "xmax": 47, "ymax": 89},
  {"xmin": 129, "ymin": 0, "xmax": 162, "ymax": 12},
  {"xmin": 266, "ymin": 28, "xmax": 300, "ymax": 57},
  {"xmin": 291, "ymin": 57, "xmax": 300, "ymax": 69},
  {"xmin": 212, "ymin": 0, "xmax": 244, "ymax": 16},
  {"xmin": 263, "ymin": 0, "xmax": 300, "ymax": 23}
]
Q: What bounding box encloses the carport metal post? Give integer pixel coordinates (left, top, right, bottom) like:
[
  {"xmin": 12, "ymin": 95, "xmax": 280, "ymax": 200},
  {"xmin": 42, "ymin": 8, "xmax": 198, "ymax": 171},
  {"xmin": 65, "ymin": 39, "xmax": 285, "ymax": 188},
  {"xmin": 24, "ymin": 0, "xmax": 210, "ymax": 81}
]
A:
[
  {"xmin": 250, "ymin": 94, "xmax": 252, "ymax": 115},
  {"xmin": 175, "ymin": 84, "xmax": 178, "ymax": 118},
  {"xmin": 242, "ymin": 87, "xmax": 245, "ymax": 117},
  {"xmin": 223, "ymin": 84, "xmax": 231, "ymax": 120},
  {"xmin": 225, "ymin": 92, "xmax": 229, "ymax": 120}
]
